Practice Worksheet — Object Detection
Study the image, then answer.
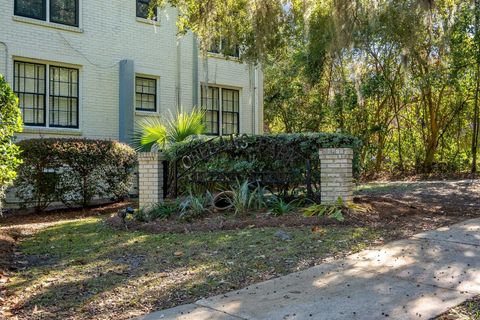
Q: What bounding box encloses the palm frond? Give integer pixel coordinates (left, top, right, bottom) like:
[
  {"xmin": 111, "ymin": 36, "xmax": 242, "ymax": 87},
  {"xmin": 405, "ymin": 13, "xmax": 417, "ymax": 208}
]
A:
[
  {"xmin": 133, "ymin": 117, "xmax": 167, "ymax": 151},
  {"xmin": 166, "ymin": 108, "xmax": 206, "ymax": 143},
  {"xmin": 133, "ymin": 108, "xmax": 206, "ymax": 151}
]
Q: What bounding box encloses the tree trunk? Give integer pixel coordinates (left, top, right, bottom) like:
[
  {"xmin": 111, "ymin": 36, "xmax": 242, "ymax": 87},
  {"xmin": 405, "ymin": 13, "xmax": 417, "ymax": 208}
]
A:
[
  {"xmin": 472, "ymin": 63, "xmax": 480, "ymax": 173},
  {"xmin": 471, "ymin": 0, "xmax": 480, "ymax": 173}
]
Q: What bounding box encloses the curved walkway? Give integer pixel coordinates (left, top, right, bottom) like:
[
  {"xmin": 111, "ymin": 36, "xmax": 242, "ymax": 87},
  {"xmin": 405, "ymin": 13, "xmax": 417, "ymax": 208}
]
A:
[{"xmin": 139, "ymin": 217, "xmax": 480, "ymax": 320}]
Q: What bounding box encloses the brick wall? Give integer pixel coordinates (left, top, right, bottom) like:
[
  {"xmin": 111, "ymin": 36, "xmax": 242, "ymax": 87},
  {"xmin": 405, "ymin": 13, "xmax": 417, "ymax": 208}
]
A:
[
  {"xmin": 0, "ymin": 1, "xmax": 263, "ymax": 141},
  {"xmin": 137, "ymin": 148, "xmax": 355, "ymax": 209},
  {"xmin": 319, "ymin": 148, "xmax": 354, "ymax": 203},
  {"xmin": 138, "ymin": 152, "xmax": 165, "ymax": 209}
]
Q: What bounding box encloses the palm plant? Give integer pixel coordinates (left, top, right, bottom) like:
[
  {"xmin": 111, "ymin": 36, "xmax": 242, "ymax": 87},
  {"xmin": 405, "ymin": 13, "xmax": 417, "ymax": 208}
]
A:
[
  {"xmin": 166, "ymin": 108, "xmax": 206, "ymax": 143},
  {"xmin": 134, "ymin": 108, "xmax": 206, "ymax": 151}
]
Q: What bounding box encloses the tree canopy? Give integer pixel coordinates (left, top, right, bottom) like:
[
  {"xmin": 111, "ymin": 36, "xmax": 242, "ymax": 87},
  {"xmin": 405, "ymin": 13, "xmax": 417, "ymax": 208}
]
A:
[{"xmin": 157, "ymin": 0, "xmax": 480, "ymax": 175}]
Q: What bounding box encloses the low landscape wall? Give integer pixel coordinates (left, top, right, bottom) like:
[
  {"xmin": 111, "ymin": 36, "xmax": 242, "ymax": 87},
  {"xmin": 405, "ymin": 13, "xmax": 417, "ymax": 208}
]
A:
[{"xmin": 138, "ymin": 148, "xmax": 354, "ymax": 209}]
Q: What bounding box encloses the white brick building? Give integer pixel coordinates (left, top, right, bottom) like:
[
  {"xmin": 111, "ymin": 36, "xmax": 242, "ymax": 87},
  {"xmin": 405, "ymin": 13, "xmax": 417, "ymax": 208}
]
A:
[{"xmin": 0, "ymin": 0, "xmax": 264, "ymax": 143}]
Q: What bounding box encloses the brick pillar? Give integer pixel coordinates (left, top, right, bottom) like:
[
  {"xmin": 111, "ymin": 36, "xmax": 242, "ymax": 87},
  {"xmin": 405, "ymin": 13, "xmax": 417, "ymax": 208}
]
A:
[
  {"xmin": 138, "ymin": 152, "xmax": 165, "ymax": 209},
  {"xmin": 319, "ymin": 148, "xmax": 354, "ymax": 204}
]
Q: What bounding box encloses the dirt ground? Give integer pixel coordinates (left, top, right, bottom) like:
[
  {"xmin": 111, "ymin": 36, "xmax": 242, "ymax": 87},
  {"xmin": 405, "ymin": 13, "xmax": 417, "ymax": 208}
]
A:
[{"xmin": 1, "ymin": 180, "xmax": 479, "ymax": 320}]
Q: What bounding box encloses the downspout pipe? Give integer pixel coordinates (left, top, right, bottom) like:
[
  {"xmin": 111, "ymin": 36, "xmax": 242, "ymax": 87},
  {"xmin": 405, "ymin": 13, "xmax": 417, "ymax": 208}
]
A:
[
  {"xmin": 176, "ymin": 36, "xmax": 182, "ymax": 112},
  {"xmin": 0, "ymin": 41, "xmax": 9, "ymax": 82},
  {"xmin": 250, "ymin": 63, "xmax": 256, "ymax": 134},
  {"xmin": 192, "ymin": 35, "xmax": 199, "ymax": 107}
]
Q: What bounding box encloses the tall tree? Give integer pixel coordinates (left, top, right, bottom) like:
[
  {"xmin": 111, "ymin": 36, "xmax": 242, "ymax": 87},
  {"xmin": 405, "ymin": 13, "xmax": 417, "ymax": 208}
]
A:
[{"xmin": 472, "ymin": 0, "xmax": 480, "ymax": 172}]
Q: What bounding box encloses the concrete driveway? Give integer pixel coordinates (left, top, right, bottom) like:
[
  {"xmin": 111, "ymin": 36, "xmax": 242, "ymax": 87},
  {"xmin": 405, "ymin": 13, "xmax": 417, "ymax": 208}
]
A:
[{"xmin": 139, "ymin": 217, "xmax": 480, "ymax": 320}]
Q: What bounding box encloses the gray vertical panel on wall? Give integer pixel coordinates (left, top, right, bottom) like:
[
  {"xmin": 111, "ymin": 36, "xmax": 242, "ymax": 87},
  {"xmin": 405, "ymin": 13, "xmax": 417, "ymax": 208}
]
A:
[{"xmin": 119, "ymin": 59, "xmax": 135, "ymax": 143}]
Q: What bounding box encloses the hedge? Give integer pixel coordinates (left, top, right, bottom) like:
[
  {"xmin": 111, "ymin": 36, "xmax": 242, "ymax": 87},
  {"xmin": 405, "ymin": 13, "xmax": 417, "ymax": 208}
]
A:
[
  {"xmin": 167, "ymin": 133, "xmax": 362, "ymax": 174},
  {"xmin": 15, "ymin": 138, "xmax": 136, "ymax": 211},
  {"xmin": 165, "ymin": 133, "xmax": 362, "ymax": 197}
]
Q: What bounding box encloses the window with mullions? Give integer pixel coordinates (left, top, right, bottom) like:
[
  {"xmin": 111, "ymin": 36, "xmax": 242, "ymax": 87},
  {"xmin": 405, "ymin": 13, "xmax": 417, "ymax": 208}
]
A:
[
  {"xmin": 14, "ymin": 0, "xmax": 78, "ymax": 27},
  {"xmin": 201, "ymin": 85, "xmax": 239, "ymax": 135},
  {"xmin": 14, "ymin": 61, "xmax": 46, "ymax": 126},
  {"xmin": 201, "ymin": 86, "xmax": 220, "ymax": 135},
  {"xmin": 49, "ymin": 66, "xmax": 79, "ymax": 128},
  {"xmin": 136, "ymin": 0, "xmax": 156, "ymax": 19},
  {"xmin": 135, "ymin": 77, "xmax": 157, "ymax": 112},
  {"xmin": 14, "ymin": 61, "xmax": 79, "ymax": 128},
  {"xmin": 221, "ymin": 89, "xmax": 239, "ymax": 135}
]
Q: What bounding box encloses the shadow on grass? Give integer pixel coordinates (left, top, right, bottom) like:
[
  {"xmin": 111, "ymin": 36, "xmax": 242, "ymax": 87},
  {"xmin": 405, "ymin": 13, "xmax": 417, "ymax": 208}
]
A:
[
  {"xmin": 194, "ymin": 221, "xmax": 480, "ymax": 319},
  {"xmin": 9, "ymin": 218, "xmax": 382, "ymax": 320}
]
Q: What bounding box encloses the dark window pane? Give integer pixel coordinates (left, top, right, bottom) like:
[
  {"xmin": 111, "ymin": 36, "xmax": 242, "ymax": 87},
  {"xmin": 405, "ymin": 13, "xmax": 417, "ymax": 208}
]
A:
[
  {"xmin": 208, "ymin": 37, "xmax": 240, "ymax": 57},
  {"xmin": 135, "ymin": 77, "xmax": 157, "ymax": 111},
  {"xmin": 49, "ymin": 66, "xmax": 79, "ymax": 128},
  {"xmin": 137, "ymin": 0, "xmax": 156, "ymax": 19},
  {"xmin": 222, "ymin": 88, "xmax": 240, "ymax": 135},
  {"xmin": 221, "ymin": 38, "xmax": 240, "ymax": 57},
  {"xmin": 200, "ymin": 85, "xmax": 220, "ymax": 135},
  {"xmin": 14, "ymin": 0, "xmax": 46, "ymax": 20},
  {"xmin": 50, "ymin": 0, "xmax": 78, "ymax": 26},
  {"xmin": 14, "ymin": 61, "xmax": 46, "ymax": 126}
]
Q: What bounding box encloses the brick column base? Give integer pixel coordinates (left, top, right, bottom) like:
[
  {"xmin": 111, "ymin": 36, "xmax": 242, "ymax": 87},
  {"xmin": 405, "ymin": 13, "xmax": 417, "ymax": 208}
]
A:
[
  {"xmin": 138, "ymin": 152, "xmax": 166, "ymax": 209},
  {"xmin": 318, "ymin": 148, "xmax": 354, "ymax": 204}
]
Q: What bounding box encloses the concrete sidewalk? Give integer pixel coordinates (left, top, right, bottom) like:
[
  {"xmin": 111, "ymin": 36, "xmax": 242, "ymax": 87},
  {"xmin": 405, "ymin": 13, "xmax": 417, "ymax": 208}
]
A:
[{"xmin": 139, "ymin": 218, "xmax": 480, "ymax": 320}]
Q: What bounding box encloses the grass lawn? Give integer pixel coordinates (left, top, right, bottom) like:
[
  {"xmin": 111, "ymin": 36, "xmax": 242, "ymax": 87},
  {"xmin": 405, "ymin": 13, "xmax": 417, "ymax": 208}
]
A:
[
  {"xmin": 437, "ymin": 296, "xmax": 480, "ymax": 320},
  {"xmin": 5, "ymin": 217, "xmax": 384, "ymax": 320}
]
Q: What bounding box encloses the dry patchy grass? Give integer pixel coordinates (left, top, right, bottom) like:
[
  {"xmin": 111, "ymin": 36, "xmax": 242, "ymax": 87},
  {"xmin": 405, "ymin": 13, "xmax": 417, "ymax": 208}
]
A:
[{"xmin": 5, "ymin": 217, "xmax": 383, "ymax": 319}]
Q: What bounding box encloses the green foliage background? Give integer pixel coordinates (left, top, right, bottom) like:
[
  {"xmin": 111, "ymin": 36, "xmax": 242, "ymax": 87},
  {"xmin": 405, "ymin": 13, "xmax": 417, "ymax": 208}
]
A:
[{"xmin": 263, "ymin": 0, "xmax": 480, "ymax": 176}]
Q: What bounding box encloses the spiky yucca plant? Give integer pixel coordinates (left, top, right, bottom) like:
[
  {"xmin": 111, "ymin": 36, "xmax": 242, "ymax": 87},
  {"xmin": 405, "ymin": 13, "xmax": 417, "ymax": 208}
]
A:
[{"xmin": 134, "ymin": 108, "xmax": 205, "ymax": 151}]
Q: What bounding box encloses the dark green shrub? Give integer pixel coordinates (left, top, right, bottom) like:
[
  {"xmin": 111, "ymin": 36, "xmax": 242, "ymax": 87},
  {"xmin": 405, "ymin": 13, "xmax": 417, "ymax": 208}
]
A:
[
  {"xmin": 15, "ymin": 138, "xmax": 136, "ymax": 211},
  {"xmin": 0, "ymin": 75, "xmax": 23, "ymax": 213}
]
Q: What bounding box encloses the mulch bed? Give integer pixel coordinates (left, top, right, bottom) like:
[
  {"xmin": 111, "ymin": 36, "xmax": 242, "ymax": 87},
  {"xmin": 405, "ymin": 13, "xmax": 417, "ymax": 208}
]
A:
[
  {"xmin": 107, "ymin": 195, "xmax": 478, "ymax": 237},
  {"xmin": 0, "ymin": 231, "xmax": 15, "ymax": 273},
  {"xmin": 0, "ymin": 230, "xmax": 17, "ymax": 317}
]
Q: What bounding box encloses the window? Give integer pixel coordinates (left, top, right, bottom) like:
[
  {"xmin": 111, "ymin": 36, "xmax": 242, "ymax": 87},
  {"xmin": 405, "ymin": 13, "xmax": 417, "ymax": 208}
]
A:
[
  {"xmin": 14, "ymin": 61, "xmax": 79, "ymax": 128},
  {"xmin": 14, "ymin": 0, "xmax": 46, "ymax": 21},
  {"xmin": 14, "ymin": 0, "xmax": 78, "ymax": 27},
  {"xmin": 201, "ymin": 85, "xmax": 240, "ymax": 135},
  {"xmin": 136, "ymin": 0, "xmax": 156, "ymax": 20},
  {"xmin": 201, "ymin": 86, "xmax": 220, "ymax": 135},
  {"xmin": 221, "ymin": 89, "xmax": 240, "ymax": 135},
  {"xmin": 13, "ymin": 61, "xmax": 46, "ymax": 126},
  {"xmin": 49, "ymin": 66, "xmax": 79, "ymax": 128},
  {"xmin": 136, "ymin": 77, "xmax": 157, "ymax": 112},
  {"xmin": 50, "ymin": 0, "xmax": 79, "ymax": 26},
  {"xmin": 208, "ymin": 38, "xmax": 240, "ymax": 58}
]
